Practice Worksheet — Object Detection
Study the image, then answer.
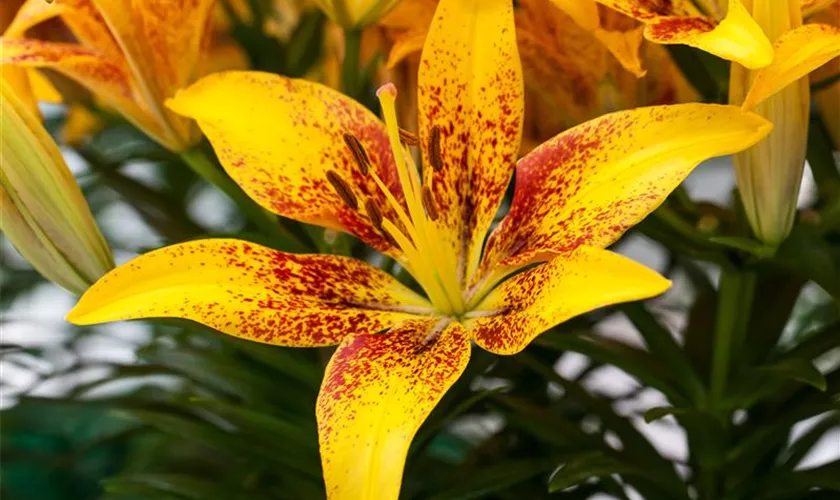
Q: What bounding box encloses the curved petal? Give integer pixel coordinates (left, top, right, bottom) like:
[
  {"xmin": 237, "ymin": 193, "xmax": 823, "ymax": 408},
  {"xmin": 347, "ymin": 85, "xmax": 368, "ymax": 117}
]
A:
[
  {"xmin": 67, "ymin": 239, "xmax": 431, "ymax": 347},
  {"xmin": 417, "ymin": 0, "xmax": 524, "ymax": 279},
  {"xmin": 480, "ymin": 104, "xmax": 772, "ymax": 273},
  {"xmin": 0, "ymin": 38, "xmax": 173, "ymax": 148},
  {"xmin": 318, "ymin": 318, "xmax": 470, "ymax": 499},
  {"xmin": 167, "ymin": 71, "xmax": 407, "ymax": 256},
  {"xmin": 4, "ymin": 0, "xmax": 124, "ymax": 60},
  {"xmin": 597, "ymin": 0, "xmax": 774, "ymax": 69},
  {"xmin": 742, "ymin": 24, "xmax": 840, "ymax": 110},
  {"xmin": 466, "ymin": 246, "xmax": 670, "ymax": 355}
]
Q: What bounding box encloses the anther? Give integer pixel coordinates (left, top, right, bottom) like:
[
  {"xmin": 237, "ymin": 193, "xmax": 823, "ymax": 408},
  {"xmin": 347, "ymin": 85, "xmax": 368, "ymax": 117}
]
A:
[
  {"xmin": 381, "ymin": 226, "xmax": 400, "ymax": 248},
  {"xmin": 326, "ymin": 170, "xmax": 358, "ymax": 210},
  {"xmin": 429, "ymin": 125, "xmax": 443, "ymax": 171},
  {"xmin": 342, "ymin": 133, "xmax": 370, "ymax": 176},
  {"xmin": 421, "ymin": 186, "xmax": 439, "ymax": 221},
  {"xmin": 398, "ymin": 128, "xmax": 419, "ymax": 146},
  {"xmin": 365, "ymin": 199, "xmax": 383, "ymax": 229}
]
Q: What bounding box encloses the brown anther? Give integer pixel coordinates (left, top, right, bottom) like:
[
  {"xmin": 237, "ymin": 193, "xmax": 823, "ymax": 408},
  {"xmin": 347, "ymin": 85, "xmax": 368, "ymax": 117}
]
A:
[
  {"xmin": 365, "ymin": 199, "xmax": 383, "ymax": 229},
  {"xmin": 421, "ymin": 186, "xmax": 439, "ymax": 221},
  {"xmin": 381, "ymin": 227, "xmax": 400, "ymax": 248},
  {"xmin": 429, "ymin": 125, "xmax": 443, "ymax": 171},
  {"xmin": 398, "ymin": 128, "xmax": 420, "ymax": 146},
  {"xmin": 326, "ymin": 170, "xmax": 358, "ymax": 210},
  {"xmin": 342, "ymin": 133, "xmax": 370, "ymax": 176}
]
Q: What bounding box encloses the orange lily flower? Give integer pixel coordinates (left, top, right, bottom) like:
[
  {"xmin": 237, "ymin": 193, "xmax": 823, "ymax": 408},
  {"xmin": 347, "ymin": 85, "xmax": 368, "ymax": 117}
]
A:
[
  {"xmin": 66, "ymin": 0, "xmax": 771, "ymax": 497},
  {"xmin": 0, "ymin": 0, "xmax": 218, "ymax": 151}
]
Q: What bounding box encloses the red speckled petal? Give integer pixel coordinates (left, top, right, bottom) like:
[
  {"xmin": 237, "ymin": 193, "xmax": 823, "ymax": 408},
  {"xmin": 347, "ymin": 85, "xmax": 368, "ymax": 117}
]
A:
[
  {"xmin": 67, "ymin": 239, "xmax": 431, "ymax": 347},
  {"xmin": 167, "ymin": 71, "xmax": 407, "ymax": 257},
  {"xmin": 596, "ymin": 0, "xmax": 773, "ymax": 68},
  {"xmin": 466, "ymin": 246, "xmax": 669, "ymax": 355},
  {"xmin": 418, "ymin": 0, "xmax": 524, "ymax": 279},
  {"xmin": 479, "ymin": 104, "xmax": 772, "ymax": 277},
  {"xmin": 318, "ymin": 318, "xmax": 470, "ymax": 499}
]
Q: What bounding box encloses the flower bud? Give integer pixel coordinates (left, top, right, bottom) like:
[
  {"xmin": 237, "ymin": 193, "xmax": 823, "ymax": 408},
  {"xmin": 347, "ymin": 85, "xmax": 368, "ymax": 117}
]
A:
[
  {"xmin": 0, "ymin": 72, "xmax": 113, "ymax": 294},
  {"xmin": 731, "ymin": 0, "xmax": 808, "ymax": 245}
]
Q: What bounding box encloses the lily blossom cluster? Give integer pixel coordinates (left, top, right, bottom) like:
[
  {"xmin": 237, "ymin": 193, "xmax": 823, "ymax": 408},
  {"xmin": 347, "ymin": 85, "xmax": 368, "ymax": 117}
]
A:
[{"xmin": 64, "ymin": 0, "xmax": 773, "ymax": 497}]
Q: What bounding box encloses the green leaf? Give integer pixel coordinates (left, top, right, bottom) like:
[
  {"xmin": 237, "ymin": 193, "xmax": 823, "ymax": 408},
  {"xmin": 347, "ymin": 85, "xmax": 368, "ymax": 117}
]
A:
[
  {"xmin": 773, "ymin": 225, "xmax": 840, "ymax": 297},
  {"xmin": 709, "ymin": 236, "xmax": 776, "ymax": 258},
  {"xmin": 781, "ymin": 413, "xmax": 840, "ymax": 469},
  {"xmin": 427, "ymin": 458, "xmax": 557, "ymax": 500},
  {"xmin": 534, "ymin": 331, "xmax": 687, "ymax": 405},
  {"xmin": 103, "ymin": 474, "xmax": 247, "ymax": 500},
  {"xmin": 548, "ymin": 451, "xmax": 638, "ymax": 493}
]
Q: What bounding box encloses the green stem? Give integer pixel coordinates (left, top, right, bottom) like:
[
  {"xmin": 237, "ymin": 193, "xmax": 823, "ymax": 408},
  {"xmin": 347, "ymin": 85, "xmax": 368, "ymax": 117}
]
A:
[
  {"xmin": 180, "ymin": 147, "xmax": 308, "ymax": 253},
  {"xmin": 341, "ymin": 28, "xmax": 364, "ymax": 100},
  {"xmin": 710, "ymin": 269, "xmax": 757, "ymax": 406}
]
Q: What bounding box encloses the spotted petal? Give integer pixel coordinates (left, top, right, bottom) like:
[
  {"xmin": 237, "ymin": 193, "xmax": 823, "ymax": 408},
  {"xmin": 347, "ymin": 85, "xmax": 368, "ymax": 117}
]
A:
[
  {"xmin": 467, "ymin": 246, "xmax": 669, "ymax": 355},
  {"xmin": 480, "ymin": 104, "xmax": 772, "ymax": 274},
  {"xmin": 742, "ymin": 24, "xmax": 840, "ymax": 110},
  {"xmin": 67, "ymin": 239, "xmax": 431, "ymax": 347},
  {"xmin": 418, "ymin": 0, "xmax": 524, "ymax": 280},
  {"xmin": 318, "ymin": 318, "xmax": 470, "ymax": 499},
  {"xmin": 596, "ymin": 0, "xmax": 773, "ymax": 69},
  {"xmin": 167, "ymin": 71, "xmax": 406, "ymax": 256}
]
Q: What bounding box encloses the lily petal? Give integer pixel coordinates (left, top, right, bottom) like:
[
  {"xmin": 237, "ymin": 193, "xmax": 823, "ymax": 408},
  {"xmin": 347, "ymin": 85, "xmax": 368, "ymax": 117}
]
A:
[
  {"xmin": 742, "ymin": 23, "xmax": 840, "ymax": 110},
  {"xmin": 597, "ymin": 0, "xmax": 774, "ymax": 68},
  {"xmin": 0, "ymin": 38, "xmax": 172, "ymax": 148},
  {"xmin": 466, "ymin": 246, "xmax": 669, "ymax": 355},
  {"xmin": 480, "ymin": 104, "xmax": 772, "ymax": 273},
  {"xmin": 318, "ymin": 318, "xmax": 470, "ymax": 499},
  {"xmin": 5, "ymin": 0, "xmax": 123, "ymax": 60},
  {"xmin": 67, "ymin": 239, "xmax": 431, "ymax": 347},
  {"xmin": 418, "ymin": 0, "xmax": 524, "ymax": 279},
  {"xmin": 167, "ymin": 71, "xmax": 406, "ymax": 256}
]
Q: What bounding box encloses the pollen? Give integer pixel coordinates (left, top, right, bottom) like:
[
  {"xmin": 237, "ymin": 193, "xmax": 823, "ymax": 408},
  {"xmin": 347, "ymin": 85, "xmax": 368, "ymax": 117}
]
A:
[
  {"xmin": 342, "ymin": 133, "xmax": 371, "ymax": 175},
  {"xmin": 325, "ymin": 170, "xmax": 358, "ymax": 209},
  {"xmin": 429, "ymin": 125, "xmax": 444, "ymax": 171}
]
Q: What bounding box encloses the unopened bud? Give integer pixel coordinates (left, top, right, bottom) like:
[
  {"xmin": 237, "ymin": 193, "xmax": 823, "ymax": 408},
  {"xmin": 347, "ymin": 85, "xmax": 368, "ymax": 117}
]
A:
[{"xmin": 0, "ymin": 74, "xmax": 113, "ymax": 294}]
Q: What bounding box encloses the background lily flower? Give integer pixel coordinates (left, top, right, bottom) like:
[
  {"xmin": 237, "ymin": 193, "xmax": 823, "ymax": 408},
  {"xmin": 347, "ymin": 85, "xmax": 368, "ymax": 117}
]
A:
[
  {"xmin": 64, "ymin": 0, "xmax": 771, "ymax": 497},
  {"xmin": 0, "ymin": 0, "xmax": 218, "ymax": 152},
  {"xmin": 0, "ymin": 70, "xmax": 113, "ymax": 294},
  {"xmin": 730, "ymin": 0, "xmax": 840, "ymax": 245},
  {"xmin": 592, "ymin": 0, "xmax": 775, "ymax": 68}
]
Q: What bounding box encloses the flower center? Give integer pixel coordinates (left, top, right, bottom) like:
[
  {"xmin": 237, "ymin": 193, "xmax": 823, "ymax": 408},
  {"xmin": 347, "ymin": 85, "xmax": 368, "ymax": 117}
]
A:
[{"xmin": 330, "ymin": 83, "xmax": 466, "ymax": 317}]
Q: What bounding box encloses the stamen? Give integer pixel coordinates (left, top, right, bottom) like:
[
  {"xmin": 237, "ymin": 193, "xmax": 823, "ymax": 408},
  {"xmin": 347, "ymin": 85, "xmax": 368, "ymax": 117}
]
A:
[
  {"xmin": 326, "ymin": 170, "xmax": 358, "ymax": 210},
  {"xmin": 399, "ymin": 128, "xmax": 420, "ymax": 146},
  {"xmin": 418, "ymin": 317, "xmax": 453, "ymax": 351},
  {"xmin": 429, "ymin": 125, "xmax": 444, "ymax": 171},
  {"xmin": 421, "ymin": 186, "xmax": 439, "ymax": 221},
  {"xmin": 342, "ymin": 133, "xmax": 370, "ymax": 175},
  {"xmin": 364, "ymin": 199, "xmax": 384, "ymax": 229}
]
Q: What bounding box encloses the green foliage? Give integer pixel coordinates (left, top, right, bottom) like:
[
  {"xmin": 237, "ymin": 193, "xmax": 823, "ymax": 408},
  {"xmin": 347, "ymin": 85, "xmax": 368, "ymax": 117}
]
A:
[{"xmin": 2, "ymin": 2, "xmax": 840, "ymax": 500}]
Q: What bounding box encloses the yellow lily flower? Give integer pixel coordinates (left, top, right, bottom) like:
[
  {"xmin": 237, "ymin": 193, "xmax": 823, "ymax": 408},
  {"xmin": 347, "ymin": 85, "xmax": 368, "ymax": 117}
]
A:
[
  {"xmin": 1, "ymin": 70, "xmax": 113, "ymax": 294},
  {"xmin": 594, "ymin": 0, "xmax": 775, "ymax": 68},
  {"xmin": 66, "ymin": 0, "xmax": 771, "ymax": 497},
  {"xmin": 730, "ymin": 0, "xmax": 840, "ymax": 244},
  {"xmin": 0, "ymin": 0, "xmax": 218, "ymax": 152}
]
